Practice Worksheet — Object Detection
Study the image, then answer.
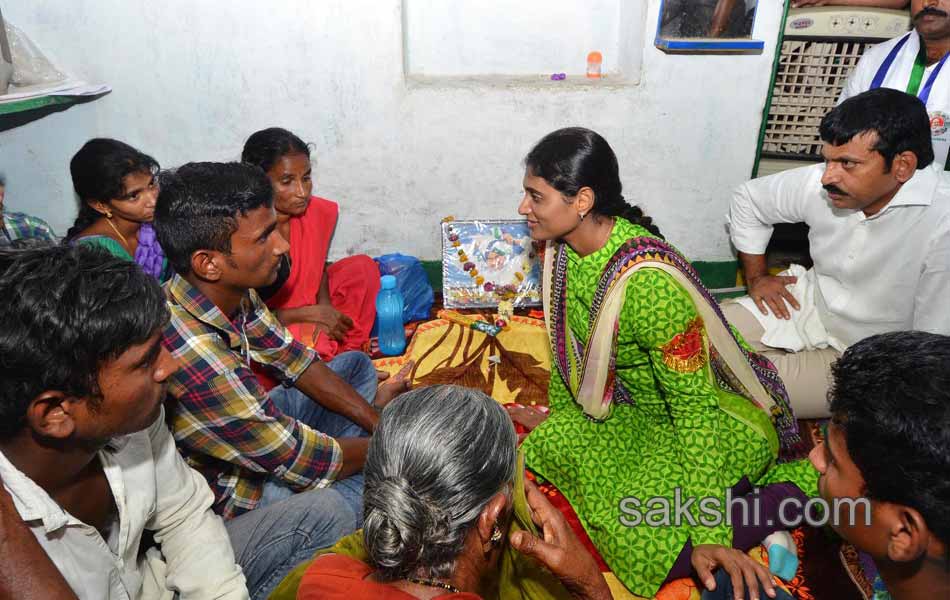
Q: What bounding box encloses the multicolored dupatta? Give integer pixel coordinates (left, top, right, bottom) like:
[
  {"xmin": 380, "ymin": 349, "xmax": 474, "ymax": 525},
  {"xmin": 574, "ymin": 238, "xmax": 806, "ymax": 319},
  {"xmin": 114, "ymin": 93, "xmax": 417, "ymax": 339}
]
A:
[{"xmin": 542, "ymin": 237, "xmax": 801, "ymax": 455}]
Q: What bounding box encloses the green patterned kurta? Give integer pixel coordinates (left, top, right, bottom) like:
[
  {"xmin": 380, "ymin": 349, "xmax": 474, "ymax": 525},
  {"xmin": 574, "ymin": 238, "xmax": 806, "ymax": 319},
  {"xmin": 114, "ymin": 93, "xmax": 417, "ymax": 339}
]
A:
[{"xmin": 522, "ymin": 218, "xmax": 817, "ymax": 597}]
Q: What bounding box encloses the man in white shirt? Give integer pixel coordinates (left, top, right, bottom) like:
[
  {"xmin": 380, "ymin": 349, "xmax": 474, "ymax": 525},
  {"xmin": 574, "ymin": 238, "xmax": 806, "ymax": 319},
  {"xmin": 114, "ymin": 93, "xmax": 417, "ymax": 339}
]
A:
[
  {"xmin": 0, "ymin": 244, "xmax": 252, "ymax": 600},
  {"xmin": 724, "ymin": 88, "xmax": 950, "ymax": 417},
  {"xmin": 839, "ymin": 0, "xmax": 950, "ymax": 168}
]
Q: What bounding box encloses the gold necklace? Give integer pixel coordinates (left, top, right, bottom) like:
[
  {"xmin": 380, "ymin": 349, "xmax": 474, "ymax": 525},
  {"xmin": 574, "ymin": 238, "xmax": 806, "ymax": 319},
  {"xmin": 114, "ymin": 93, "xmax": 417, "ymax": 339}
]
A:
[{"xmin": 104, "ymin": 217, "xmax": 133, "ymax": 253}]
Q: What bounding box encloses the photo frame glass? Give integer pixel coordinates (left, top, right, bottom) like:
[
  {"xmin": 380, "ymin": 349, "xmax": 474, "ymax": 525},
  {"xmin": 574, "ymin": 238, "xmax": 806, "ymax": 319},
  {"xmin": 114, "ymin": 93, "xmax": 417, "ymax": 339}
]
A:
[
  {"xmin": 659, "ymin": 0, "xmax": 757, "ymax": 39},
  {"xmin": 441, "ymin": 220, "xmax": 543, "ymax": 309},
  {"xmin": 655, "ymin": 0, "xmax": 763, "ymax": 53}
]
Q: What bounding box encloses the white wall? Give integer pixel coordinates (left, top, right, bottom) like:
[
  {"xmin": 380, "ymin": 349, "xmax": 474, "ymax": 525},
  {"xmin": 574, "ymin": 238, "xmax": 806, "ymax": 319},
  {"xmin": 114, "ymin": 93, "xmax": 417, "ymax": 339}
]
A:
[
  {"xmin": 0, "ymin": 0, "xmax": 782, "ymax": 261},
  {"xmin": 404, "ymin": 0, "xmax": 637, "ymax": 78}
]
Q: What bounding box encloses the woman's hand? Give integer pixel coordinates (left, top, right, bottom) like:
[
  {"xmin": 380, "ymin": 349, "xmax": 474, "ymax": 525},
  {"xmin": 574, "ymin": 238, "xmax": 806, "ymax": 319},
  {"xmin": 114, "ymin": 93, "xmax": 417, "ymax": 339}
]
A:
[
  {"xmin": 302, "ymin": 305, "xmax": 354, "ymax": 342},
  {"xmin": 691, "ymin": 544, "xmax": 777, "ymax": 600},
  {"xmin": 274, "ymin": 304, "xmax": 354, "ymax": 342},
  {"xmin": 510, "ymin": 479, "xmax": 611, "ymax": 600}
]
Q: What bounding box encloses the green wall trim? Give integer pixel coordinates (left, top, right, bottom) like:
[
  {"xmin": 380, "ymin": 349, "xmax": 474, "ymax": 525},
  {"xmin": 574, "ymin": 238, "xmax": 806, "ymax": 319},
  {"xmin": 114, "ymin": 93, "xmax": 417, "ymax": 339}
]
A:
[
  {"xmin": 692, "ymin": 260, "xmax": 739, "ymax": 289},
  {"xmin": 0, "ymin": 95, "xmax": 76, "ymax": 116},
  {"xmin": 751, "ymin": 0, "xmax": 791, "ymax": 178},
  {"xmin": 419, "ymin": 259, "xmax": 739, "ymax": 293},
  {"xmin": 422, "ymin": 261, "xmax": 443, "ymax": 292}
]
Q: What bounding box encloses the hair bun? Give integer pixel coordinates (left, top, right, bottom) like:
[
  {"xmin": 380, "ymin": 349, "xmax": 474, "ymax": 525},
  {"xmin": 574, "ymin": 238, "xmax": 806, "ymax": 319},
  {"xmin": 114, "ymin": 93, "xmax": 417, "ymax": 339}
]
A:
[{"xmin": 363, "ymin": 475, "xmax": 453, "ymax": 579}]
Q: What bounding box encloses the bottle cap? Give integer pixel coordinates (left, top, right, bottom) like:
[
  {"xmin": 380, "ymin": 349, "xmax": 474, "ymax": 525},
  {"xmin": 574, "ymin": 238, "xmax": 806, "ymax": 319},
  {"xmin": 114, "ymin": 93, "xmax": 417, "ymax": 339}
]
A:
[
  {"xmin": 381, "ymin": 274, "xmax": 397, "ymax": 289},
  {"xmin": 587, "ymin": 51, "xmax": 603, "ymax": 63}
]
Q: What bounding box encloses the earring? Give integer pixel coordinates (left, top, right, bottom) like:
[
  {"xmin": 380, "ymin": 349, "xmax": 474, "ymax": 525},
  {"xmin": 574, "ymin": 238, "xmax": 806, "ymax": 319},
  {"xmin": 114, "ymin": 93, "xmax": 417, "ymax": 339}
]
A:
[
  {"xmin": 104, "ymin": 208, "xmax": 113, "ymax": 219},
  {"xmin": 490, "ymin": 525, "xmax": 503, "ymax": 546},
  {"xmin": 578, "ymin": 212, "xmax": 587, "ymax": 221}
]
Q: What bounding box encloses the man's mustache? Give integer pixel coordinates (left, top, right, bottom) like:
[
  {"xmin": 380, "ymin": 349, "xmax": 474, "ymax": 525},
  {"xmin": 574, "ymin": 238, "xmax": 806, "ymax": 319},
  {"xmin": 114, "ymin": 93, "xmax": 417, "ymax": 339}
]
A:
[
  {"xmin": 914, "ymin": 7, "xmax": 949, "ymax": 21},
  {"xmin": 823, "ymin": 184, "xmax": 848, "ymax": 196}
]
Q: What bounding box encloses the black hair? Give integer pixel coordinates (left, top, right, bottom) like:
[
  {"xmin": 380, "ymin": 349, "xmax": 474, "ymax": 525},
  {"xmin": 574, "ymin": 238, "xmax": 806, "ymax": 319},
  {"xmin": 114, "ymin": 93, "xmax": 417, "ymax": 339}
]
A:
[
  {"xmin": 0, "ymin": 173, "xmax": 6, "ymax": 187},
  {"xmin": 241, "ymin": 127, "xmax": 311, "ymax": 174},
  {"xmin": 829, "ymin": 331, "xmax": 950, "ymax": 545},
  {"xmin": 154, "ymin": 162, "xmax": 274, "ymax": 276},
  {"xmin": 0, "ymin": 244, "xmax": 169, "ymax": 439},
  {"xmin": 66, "ymin": 138, "xmax": 160, "ymax": 241},
  {"xmin": 819, "ymin": 88, "xmax": 934, "ymax": 170},
  {"xmin": 524, "ymin": 127, "xmax": 662, "ymax": 238}
]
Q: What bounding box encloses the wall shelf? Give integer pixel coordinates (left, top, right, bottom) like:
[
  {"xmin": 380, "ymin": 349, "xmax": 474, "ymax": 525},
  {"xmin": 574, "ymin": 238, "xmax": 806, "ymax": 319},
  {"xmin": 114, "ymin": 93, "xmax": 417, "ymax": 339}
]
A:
[{"xmin": 0, "ymin": 90, "xmax": 109, "ymax": 131}]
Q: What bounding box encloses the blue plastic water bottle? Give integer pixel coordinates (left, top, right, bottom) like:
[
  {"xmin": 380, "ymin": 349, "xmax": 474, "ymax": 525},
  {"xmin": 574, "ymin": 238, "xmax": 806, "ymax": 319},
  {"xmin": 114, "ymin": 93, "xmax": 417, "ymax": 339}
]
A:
[{"xmin": 376, "ymin": 275, "xmax": 406, "ymax": 356}]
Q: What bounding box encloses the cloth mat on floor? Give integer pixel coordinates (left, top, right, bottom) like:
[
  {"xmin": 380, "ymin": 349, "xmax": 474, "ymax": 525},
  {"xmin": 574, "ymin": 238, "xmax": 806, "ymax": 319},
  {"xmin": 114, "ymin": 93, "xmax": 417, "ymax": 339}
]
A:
[{"xmin": 374, "ymin": 314, "xmax": 550, "ymax": 406}]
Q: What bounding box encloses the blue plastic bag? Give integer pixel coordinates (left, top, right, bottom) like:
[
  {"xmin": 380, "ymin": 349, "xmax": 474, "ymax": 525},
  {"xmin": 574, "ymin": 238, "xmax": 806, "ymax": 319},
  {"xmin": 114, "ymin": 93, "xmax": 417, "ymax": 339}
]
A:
[{"xmin": 375, "ymin": 253, "xmax": 434, "ymax": 323}]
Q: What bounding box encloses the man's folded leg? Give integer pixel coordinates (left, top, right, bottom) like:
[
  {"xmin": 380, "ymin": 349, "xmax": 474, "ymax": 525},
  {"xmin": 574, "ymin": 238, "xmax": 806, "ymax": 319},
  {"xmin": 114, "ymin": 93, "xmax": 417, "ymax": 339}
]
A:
[
  {"xmin": 225, "ymin": 486, "xmax": 358, "ymax": 600},
  {"xmin": 721, "ymin": 300, "xmax": 838, "ymax": 418},
  {"xmin": 268, "ymin": 351, "xmax": 377, "ymax": 440},
  {"xmin": 261, "ymin": 351, "xmax": 375, "ymax": 520}
]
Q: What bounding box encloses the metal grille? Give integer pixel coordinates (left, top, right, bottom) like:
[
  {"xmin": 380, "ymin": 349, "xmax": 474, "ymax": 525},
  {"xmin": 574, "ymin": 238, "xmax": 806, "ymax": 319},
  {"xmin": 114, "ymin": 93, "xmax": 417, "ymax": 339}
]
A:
[{"xmin": 762, "ymin": 40, "xmax": 871, "ymax": 158}]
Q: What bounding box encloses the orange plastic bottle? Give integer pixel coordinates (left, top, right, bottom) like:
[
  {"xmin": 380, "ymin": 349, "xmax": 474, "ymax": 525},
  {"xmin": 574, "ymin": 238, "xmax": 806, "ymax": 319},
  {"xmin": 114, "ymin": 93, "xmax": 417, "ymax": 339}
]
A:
[{"xmin": 586, "ymin": 51, "xmax": 602, "ymax": 79}]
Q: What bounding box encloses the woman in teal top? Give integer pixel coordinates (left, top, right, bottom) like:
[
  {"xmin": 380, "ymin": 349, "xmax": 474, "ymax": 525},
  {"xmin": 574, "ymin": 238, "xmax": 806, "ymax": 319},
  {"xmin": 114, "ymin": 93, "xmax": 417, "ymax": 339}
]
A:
[{"xmin": 64, "ymin": 138, "xmax": 168, "ymax": 280}]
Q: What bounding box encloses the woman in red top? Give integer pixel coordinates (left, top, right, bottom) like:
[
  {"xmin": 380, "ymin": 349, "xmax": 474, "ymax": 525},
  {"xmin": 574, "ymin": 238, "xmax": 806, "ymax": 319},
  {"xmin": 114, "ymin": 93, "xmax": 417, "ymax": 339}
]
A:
[
  {"xmin": 243, "ymin": 128, "xmax": 380, "ymax": 362},
  {"xmin": 297, "ymin": 385, "xmax": 611, "ymax": 600}
]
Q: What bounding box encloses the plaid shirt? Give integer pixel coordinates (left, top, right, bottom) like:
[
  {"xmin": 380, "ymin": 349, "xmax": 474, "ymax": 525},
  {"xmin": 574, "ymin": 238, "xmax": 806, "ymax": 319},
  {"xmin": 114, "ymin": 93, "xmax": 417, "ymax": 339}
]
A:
[
  {"xmin": 0, "ymin": 211, "xmax": 57, "ymax": 247},
  {"xmin": 162, "ymin": 274, "xmax": 341, "ymax": 519}
]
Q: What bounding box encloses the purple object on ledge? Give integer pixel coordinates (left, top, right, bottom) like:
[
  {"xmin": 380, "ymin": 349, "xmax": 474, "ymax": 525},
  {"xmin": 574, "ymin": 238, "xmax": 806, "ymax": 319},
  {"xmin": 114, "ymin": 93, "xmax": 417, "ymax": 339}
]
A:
[{"xmin": 550, "ymin": 73, "xmax": 566, "ymax": 81}]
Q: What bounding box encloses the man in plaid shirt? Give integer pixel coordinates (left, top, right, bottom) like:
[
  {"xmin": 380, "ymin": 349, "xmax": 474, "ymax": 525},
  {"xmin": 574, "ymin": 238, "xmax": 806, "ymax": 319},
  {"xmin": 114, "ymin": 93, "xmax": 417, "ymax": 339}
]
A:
[
  {"xmin": 0, "ymin": 175, "xmax": 57, "ymax": 248},
  {"xmin": 155, "ymin": 162, "xmax": 407, "ymax": 600}
]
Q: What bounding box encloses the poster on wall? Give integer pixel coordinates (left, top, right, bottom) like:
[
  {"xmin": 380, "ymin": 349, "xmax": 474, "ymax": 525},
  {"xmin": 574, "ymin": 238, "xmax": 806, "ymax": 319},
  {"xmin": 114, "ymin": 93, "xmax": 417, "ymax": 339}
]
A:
[{"xmin": 441, "ymin": 219, "xmax": 543, "ymax": 309}]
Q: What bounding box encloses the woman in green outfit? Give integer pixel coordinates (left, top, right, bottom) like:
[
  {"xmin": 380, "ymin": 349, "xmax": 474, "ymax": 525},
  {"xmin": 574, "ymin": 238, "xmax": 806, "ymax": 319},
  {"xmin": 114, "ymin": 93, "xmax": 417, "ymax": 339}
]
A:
[
  {"xmin": 64, "ymin": 138, "xmax": 168, "ymax": 280},
  {"xmin": 516, "ymin": 128, "xmax": 818, "ymax": 598}
]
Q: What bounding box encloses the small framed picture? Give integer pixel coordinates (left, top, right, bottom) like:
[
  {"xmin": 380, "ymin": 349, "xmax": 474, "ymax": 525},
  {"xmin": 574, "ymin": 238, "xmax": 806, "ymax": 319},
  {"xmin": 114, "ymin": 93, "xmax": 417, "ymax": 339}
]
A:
[
  {"xmin": 655, "ymin": 0, "xmax": 764, "ymax": 54},
  {"xmin": 441, "ymin": 219, "xmax": 543, "ymax": 309}
]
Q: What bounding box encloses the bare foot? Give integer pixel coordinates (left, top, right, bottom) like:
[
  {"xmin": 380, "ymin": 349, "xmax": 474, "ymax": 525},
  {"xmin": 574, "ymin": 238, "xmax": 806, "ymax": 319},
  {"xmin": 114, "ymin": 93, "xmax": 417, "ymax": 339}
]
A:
[{"xmin": 506, "ymin": 404, "xmax": 549, "ymax": 431}]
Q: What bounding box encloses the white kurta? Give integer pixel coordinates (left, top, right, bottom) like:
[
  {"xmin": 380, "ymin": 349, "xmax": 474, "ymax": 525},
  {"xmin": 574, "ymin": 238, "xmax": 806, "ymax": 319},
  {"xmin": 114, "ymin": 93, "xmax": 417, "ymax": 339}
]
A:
[
  {"xmin": 0, "ymin": 408, "xmax": 249, "ymax": 600},
  {"xmin": 840, "ymin": 30, "xmax": 950, "ymax": 169},
  {"xmin": 728, "ymin": 163, "xmax": 950, "ymax": 349}
]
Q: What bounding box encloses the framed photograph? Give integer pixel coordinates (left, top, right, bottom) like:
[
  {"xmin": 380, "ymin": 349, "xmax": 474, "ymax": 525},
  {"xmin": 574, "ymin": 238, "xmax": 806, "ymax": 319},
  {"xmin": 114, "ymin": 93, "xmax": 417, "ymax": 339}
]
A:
[
  {"xmin": 655, "ymin": 0, "xmax": 764, "ymax": 54},
  {"xmin": 441, "ymin": 219, "xmax": 543, "ymax": 309}
]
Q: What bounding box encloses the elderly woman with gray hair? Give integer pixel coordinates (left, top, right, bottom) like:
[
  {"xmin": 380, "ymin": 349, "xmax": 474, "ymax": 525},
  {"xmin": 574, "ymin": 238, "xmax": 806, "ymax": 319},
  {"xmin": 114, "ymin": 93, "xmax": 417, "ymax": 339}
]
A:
[{"xmin": 295, "ymin": 384, "xmax": 610, "ymax": 600}]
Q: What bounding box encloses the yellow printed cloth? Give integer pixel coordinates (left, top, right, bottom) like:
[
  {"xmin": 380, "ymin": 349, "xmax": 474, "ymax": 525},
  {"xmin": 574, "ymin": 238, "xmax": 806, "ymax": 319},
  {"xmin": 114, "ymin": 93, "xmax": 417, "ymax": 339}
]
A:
[{"xmin": 374, "ymin": 314, "xmax": 551, "ymax": 406}]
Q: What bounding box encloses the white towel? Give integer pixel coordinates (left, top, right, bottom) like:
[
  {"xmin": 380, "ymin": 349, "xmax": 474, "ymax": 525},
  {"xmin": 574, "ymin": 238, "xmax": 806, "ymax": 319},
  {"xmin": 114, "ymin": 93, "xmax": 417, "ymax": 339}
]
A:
[{"xmin": 735, "ymin": 264, "xmax": 842, "ymax": 353}]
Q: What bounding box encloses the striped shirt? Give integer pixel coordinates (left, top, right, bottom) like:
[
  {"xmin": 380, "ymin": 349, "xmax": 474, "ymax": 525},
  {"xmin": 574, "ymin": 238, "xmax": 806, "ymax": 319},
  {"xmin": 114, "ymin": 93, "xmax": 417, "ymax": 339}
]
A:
[{"xmin": 162, "ymin": 274, "xmax": 341, "ymax": 519}]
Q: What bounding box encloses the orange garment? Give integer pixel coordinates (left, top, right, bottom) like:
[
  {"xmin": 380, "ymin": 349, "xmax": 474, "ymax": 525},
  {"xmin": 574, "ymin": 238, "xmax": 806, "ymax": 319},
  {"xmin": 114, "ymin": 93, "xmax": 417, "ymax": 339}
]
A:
[
  {"xmin": 265, "ymin": 196, "xmax": 380, "ymax": 361},
  {"xmin": 297, "ymin": 554, "xmax": 481, "ymax": 600}
]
